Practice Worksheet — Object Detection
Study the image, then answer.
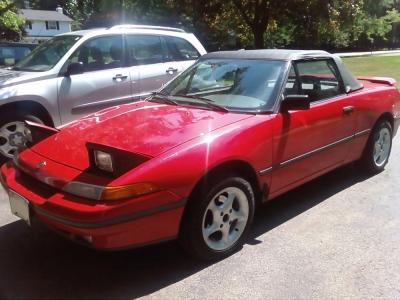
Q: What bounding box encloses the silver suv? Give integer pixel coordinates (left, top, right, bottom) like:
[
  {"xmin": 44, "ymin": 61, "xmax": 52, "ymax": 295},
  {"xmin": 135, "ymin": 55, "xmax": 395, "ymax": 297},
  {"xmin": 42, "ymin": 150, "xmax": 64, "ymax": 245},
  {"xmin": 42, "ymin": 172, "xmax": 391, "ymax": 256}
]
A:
[{"xmin": 0, "ymin": 25, "xmax": 206, "ymax": 161}]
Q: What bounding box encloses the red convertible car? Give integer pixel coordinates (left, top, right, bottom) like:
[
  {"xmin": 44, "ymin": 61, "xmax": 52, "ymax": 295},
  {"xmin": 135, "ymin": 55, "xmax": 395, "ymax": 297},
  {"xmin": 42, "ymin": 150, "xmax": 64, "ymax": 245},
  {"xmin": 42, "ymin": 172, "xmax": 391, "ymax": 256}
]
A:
[{"xmin": 1, "ymin": 50, "xmax": 399, "ymax": 260}]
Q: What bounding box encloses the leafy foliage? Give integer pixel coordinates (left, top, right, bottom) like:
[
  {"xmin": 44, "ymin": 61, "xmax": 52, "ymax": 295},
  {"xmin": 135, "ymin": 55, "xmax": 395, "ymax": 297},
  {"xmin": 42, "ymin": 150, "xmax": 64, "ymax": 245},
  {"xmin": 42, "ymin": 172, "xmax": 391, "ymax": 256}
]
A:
[
  {"xmin": 13, "ymin": 0, "xmax": 400, "ymax": 51},
  {"xmin": 0, "ymin": 0, "xmax": 25, "ymax": 41}
]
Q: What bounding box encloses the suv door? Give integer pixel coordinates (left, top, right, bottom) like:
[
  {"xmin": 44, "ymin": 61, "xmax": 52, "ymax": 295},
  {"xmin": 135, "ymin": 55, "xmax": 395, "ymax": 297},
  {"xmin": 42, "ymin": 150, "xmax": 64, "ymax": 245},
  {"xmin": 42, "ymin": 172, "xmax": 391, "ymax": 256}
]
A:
[
  {"xmin": 163, "ymin": 35, "xmax": 201, "ymax": 74},
  {"xmin": 125, "ymin": 34, "xmax": 185, "ymax": 98},
  {"xmin": 270, "ymin": 59, "xmax": 356, "ymax": 197},
  {"xmin": 57, "ymin": 35, "xmax": 134, "ymax": 124}
]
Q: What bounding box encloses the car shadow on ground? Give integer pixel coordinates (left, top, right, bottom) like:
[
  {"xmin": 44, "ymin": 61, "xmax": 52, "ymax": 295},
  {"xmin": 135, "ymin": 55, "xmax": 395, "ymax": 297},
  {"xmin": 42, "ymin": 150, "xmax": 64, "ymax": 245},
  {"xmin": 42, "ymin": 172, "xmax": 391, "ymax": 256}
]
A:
[{"xmin": 0, "ymin": 164, "xmax": 373, "ymax": 299}]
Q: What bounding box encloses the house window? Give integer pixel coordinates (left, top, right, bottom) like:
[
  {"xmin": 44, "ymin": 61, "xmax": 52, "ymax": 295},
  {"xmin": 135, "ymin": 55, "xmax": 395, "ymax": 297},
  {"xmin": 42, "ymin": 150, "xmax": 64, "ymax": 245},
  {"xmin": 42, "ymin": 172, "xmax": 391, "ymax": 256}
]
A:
[
  {"xmin": 25, "ymin": 21, "xmax": 32, "ymax": 30},
  {"xmin": 46, "ymin": 21, "xmax": 59, "ymax": 30}
]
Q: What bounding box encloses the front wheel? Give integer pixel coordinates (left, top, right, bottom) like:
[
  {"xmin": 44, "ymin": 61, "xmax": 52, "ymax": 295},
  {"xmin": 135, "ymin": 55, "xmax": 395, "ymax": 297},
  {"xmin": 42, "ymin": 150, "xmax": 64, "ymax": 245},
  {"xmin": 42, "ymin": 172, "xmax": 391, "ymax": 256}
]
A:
[
  {"xmin": 180, "ymin": 177, "xmax": 255, "ymax": 260},
  {"xmin": 0, "ymin": 112, "xmax": 44, "ymax": 163},
  {"xmin": 359, "ymin": 120, "xmax": 392, "ymax": 174}
]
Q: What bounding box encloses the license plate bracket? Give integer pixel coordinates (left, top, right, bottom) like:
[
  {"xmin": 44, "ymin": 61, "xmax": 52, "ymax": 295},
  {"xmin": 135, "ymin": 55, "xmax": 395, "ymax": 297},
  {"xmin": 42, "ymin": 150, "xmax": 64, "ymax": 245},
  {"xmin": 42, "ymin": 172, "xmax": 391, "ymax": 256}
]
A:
[{"xmin": 9, "ymin": 190, "xmax": 31, "ymax": 226}]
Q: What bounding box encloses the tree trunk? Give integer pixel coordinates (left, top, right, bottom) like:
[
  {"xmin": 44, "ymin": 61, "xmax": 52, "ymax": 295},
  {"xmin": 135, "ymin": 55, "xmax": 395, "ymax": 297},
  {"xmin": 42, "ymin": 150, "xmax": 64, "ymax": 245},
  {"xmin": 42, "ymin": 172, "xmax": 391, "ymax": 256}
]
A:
[{"xmin": 253, "ymin": 27, "xmax": 265, "ymax": 49}]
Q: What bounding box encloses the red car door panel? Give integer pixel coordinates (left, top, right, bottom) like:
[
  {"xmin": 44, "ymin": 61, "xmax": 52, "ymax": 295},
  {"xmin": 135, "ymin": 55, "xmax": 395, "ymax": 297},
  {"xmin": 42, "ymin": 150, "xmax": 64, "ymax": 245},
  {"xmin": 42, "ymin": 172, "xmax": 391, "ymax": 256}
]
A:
[{"xmin": 269, "ymin": 59, "xmax": 356, "ymax": 197}]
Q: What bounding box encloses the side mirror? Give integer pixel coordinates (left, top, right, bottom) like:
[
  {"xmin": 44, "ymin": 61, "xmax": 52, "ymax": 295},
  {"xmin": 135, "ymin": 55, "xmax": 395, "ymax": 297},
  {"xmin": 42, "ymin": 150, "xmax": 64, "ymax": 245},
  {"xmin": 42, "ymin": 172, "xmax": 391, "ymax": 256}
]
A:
[
  {"xmin": 66, "ymin": 62, "xmax": 84, "ymax": 76},
  {"xmin": 280, "ymin": 95, "xmax": 310, "ymax": 112},
  {"xmin": 345, "ymin": 85, "xmax": 352, "ymax": 94}
]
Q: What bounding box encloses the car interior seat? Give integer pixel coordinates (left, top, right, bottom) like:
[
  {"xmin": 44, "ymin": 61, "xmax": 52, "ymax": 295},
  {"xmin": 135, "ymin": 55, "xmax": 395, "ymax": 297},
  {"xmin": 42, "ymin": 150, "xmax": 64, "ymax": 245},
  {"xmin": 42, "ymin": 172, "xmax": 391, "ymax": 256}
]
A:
[
  {"xmin": 87, "ymin": 47, "xmax": 104, "ymax": 71},
  {"xmin": 108, "ymin": 44, "xmax": 123, "ymax": 68}
]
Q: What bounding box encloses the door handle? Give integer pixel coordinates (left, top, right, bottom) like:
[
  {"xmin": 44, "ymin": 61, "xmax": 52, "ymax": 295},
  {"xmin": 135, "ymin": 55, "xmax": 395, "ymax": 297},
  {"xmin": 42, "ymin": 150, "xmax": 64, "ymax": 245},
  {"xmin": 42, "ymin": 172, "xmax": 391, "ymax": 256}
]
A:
[
  {"xmin": 342, "ymin": 106, "xmax": 354, "ymax": 114},
  {"xmin": 166, "ymin": 67, "xmax": 179, "ymax": 74},
  {"xmin": 113, "ymin": 74, "xmax": 128, "ymax": 82}
]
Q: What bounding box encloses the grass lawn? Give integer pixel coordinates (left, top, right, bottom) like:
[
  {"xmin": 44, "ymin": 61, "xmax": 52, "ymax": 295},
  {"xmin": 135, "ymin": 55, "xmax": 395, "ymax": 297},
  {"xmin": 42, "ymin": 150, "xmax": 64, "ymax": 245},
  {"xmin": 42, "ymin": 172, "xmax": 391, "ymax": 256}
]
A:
[{"xmin": 343, "ymin": 55, "xmax": 400, "ymax": 83}]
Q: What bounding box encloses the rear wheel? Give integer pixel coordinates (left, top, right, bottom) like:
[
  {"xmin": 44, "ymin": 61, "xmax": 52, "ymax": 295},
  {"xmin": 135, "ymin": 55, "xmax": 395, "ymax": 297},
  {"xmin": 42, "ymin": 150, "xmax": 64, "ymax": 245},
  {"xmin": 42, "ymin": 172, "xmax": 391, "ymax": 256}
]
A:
[
  {"xmin": 0, "ymin": 111, "xmax": 44, "ymax": 163},
  {"xmin": 359, "ymin": 120, "xmax": 392, "ymax": 174},
  {"xmin": 180, "ymin": 177, "xmax": 255, "ymax": 260}
]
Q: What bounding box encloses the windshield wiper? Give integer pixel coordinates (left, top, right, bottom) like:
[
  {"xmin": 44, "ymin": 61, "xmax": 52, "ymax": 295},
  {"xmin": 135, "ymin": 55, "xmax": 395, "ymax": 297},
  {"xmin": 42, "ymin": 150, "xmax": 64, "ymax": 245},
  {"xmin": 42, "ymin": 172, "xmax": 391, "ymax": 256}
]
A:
[
  {"xmin": 147, "ymin": 92, "xmax": 178, "ymax": 106},
  {"xmin": 174, "ymin": 94, "xmax": 229, "ymax": 112}
]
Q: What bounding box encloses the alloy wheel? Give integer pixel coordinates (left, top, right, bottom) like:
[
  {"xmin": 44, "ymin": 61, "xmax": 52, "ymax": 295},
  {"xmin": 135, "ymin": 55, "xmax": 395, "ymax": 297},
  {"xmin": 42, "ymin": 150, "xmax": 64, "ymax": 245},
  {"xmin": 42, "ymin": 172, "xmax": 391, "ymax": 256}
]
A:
[
  {"xmin": 0, "ymin": 121, "xmax": 27, "ymax": 158},
  {"xmin": 202, "ymin": 187, "xmax": 249, "ymax": 251},
  {"xmin": 373, "ymin": 127, "xmax": 391, "ymax": 167}
]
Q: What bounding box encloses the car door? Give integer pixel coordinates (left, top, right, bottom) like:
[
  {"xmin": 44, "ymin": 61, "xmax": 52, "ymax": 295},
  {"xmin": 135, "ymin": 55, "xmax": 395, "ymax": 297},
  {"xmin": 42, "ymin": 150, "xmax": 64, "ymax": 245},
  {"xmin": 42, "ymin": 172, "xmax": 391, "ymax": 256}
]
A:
[
  {"xmin": 57, "ymin": 35, "xmax": 135, "ymax": 124},
  {"xmin": 125, "ymin": 34, "xmax": 184, "ymax": 99},
  {"xmin": 269, "ymin": 59, "xmax": 356, "ymax": 197}
]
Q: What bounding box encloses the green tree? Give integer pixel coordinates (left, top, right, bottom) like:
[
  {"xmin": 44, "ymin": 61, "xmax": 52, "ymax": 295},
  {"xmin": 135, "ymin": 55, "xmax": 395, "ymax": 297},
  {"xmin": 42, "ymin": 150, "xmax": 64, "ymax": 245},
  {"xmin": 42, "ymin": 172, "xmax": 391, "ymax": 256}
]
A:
[
  {"xmin": 230, "ymin": 0, "xmax": 291, "ymax": 48},
  {"xmin": 0, "ymin": 0, "xmax": 25, "ymax": 41}
]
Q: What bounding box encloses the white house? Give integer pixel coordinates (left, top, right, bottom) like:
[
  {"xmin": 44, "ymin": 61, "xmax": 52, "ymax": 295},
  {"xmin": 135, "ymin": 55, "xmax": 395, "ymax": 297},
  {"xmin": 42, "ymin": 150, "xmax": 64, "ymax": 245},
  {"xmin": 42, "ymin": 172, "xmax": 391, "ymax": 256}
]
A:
[{"xmin": 19, "ymin": 7, "xmax": 73, "ymax": 43}]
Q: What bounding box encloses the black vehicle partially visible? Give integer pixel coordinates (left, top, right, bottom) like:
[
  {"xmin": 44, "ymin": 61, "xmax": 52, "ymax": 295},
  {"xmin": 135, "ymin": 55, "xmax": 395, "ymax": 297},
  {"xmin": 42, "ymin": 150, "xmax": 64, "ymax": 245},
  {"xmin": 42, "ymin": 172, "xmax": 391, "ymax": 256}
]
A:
[{"xmin": 0, "ymin": 42, "xmax": 37, "ymax": 68}]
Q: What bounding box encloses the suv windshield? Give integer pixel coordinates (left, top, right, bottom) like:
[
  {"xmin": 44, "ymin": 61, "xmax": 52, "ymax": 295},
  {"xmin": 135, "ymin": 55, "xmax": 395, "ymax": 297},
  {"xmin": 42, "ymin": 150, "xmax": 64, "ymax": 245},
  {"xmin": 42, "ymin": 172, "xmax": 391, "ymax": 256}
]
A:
[
  {"xmin": 161, "ymin": 59, "xmax": 286, "ymax": 112},
  {"xmin": 14, "ymin": 35, "xmax": 81, "ymax": 72}
]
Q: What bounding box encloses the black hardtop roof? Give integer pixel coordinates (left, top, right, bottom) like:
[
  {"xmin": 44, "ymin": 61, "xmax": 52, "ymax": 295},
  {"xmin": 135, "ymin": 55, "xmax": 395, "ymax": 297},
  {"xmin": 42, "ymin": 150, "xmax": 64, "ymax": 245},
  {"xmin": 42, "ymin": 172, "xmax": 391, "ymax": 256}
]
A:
[
  {"xmin": 202, "ymin": 49, "xmax": 332, "ymax": 61},
  {"xmin": 201, "ymin": 49, "xmax": 364, "ymax": 92}
]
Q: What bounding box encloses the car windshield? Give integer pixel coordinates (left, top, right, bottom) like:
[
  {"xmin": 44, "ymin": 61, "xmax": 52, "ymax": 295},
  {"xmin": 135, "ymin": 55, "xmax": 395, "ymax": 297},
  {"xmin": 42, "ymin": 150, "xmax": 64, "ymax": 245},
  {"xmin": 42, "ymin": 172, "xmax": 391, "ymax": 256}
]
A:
[
  {"xmin": 161, "ymin": 58, "xmax": 286, "ymax": 112},
  {"xmin": 13, "ymin": 35, "xmax": 81, "ymax": 72}
]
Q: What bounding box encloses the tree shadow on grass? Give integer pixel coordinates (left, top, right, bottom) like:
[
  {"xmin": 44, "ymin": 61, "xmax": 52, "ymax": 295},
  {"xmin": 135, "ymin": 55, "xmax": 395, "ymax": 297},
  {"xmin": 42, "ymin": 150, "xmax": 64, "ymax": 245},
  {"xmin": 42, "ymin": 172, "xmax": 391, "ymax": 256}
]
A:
[{"xmin": 0, "ymin": 164, "xmax": 372, "ymax": 299}]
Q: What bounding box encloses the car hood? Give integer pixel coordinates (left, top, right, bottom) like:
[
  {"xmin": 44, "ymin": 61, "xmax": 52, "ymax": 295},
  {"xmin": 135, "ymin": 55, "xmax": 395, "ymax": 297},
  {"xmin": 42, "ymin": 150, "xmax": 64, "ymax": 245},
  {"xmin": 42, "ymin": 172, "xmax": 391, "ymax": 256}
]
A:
[
  {"xmin": 31, "ymin": 101, "xmax": 253, "ymax": 171},
  {"xmin": 0, "ymin": 68, "xmax": 54, "ymax": 87}
]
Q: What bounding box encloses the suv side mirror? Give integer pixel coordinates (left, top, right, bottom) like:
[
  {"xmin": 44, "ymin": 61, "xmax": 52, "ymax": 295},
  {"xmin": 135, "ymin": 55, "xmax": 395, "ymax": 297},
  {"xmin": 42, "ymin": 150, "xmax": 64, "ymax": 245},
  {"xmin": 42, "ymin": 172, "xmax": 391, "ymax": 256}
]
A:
[
  {"xmin": 280, "ymin": 95, "xmax": 310, "ymax": 112},
  {"xmin": 66, "ymin": 62, "xmax": 84, "ymax": 76}
]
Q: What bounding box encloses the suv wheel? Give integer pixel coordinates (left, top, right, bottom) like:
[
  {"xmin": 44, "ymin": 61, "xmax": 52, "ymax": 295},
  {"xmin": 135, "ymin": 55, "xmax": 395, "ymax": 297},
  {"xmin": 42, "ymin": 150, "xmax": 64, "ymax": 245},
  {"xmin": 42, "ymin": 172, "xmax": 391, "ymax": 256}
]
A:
[{"xmin": 0, "ymin": 112, "xmax": 43, "ymax": 162}]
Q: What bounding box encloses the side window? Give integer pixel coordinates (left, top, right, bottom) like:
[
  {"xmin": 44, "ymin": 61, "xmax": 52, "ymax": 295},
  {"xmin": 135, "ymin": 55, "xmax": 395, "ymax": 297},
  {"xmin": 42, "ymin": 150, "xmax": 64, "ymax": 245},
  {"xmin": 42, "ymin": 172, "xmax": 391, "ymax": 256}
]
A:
[
  {"xmin": 164, "ymin": 36, "xmax": 200, "ymax": 61},
  {"xmin": 68, "ymin": 35, "xmax": 124, "ymax": 72},
  {"xmin": 293, "ymin": 60, "xmax": 343, "ymax": 102},
  {"xmin": 126, "ymin": 35, "xmax": 164, "ymax": 66},
  {"xmin": 284, "ymin": 66, "xmax": 299, "ymax": 95}
]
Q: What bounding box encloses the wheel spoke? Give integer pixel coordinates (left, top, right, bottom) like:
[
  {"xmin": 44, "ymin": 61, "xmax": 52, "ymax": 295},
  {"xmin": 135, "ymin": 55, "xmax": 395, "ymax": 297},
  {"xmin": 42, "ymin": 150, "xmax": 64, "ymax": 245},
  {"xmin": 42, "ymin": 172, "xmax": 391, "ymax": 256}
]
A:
[
  {"xmin": 221, "ymin": 192, "xmax": 235, "ymax": 210},
  {"xmin": 204, "ymin": 222, "xmax": 220, "ymax": 237},
  {"xmin": 231, "ymin": 209, "xmax": 246, "ymax": 223},
  {"xmin": 221, "ymin": 226, "xmax": 230, "ymax": 245},
  {"xmin": 0, "ymin": 143, "xmax": 15, "ymax": 156},
  {"xmin": 374, "ymin": 143, "xmax": 380, "ymax": 155},
  {"xmin": 14, "ymin": 122, "xmax": 26, "ymax": 134},
  {"xmin": 0, "ymin": 127, "xmax": 12, "ymax": 137}
]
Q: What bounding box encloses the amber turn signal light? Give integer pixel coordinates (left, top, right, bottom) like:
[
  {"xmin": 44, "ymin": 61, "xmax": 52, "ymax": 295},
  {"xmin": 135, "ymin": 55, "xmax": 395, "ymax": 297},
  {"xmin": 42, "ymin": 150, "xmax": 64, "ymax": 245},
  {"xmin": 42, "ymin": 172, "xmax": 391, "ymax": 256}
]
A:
[{"xmin": 100, "ymin": 182, "xmax": 161, "ymax": 201}]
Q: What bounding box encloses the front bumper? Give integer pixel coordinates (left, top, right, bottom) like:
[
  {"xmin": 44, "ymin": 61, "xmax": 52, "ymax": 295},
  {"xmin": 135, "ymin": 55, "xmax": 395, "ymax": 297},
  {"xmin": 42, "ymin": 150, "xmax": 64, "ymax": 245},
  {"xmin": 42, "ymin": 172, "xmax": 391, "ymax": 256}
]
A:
[{"xmin": 1, "ymin": 162, "xmax": 185, "ymax": 250}]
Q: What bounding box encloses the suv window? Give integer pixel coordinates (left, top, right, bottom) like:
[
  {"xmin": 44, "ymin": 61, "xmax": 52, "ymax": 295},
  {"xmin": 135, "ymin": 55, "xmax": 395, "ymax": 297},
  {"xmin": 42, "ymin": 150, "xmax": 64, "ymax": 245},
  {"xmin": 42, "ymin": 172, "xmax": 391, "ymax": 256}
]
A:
[
  {"xmin": 286, "ymin": 59, "xmax": 343, "ymax": 102},
  {"xmin": 126, "ymin": 35, "xmax": 164, "ymax": 66},
  {"xmin": 164, "ymin": 36, "xmax": 200, "ymax": 61},
  {"xmin": 68, "ymin": 35, "xmax": 124, "ymax": 72},
  {"xmin": 14, "ymin": 36, "xmax": 80, "ymax": 71}
]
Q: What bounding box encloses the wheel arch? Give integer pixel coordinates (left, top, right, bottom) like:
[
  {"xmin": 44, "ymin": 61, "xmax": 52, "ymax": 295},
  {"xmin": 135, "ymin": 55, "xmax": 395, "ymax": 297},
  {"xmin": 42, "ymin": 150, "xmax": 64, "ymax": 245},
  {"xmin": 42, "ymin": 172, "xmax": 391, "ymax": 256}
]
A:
[
  {"xmin": 179, "ymin": 160, "xmax": 264, "ymax": 236},
  {"xmin": 376, "ymin": 112, "xmax": 394, "ymax": 131},
  {"xmin": 0, "ymin": 101, "xmax": 54, "ymax": 127}
]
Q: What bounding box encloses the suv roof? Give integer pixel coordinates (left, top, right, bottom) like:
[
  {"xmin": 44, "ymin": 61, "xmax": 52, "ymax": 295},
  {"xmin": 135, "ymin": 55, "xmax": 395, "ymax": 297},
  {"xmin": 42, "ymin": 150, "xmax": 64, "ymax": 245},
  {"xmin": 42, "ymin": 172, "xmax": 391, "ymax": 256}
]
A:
[{"xmin": 59, "ymin": 24, "xmax": 188, "ymax": 38}]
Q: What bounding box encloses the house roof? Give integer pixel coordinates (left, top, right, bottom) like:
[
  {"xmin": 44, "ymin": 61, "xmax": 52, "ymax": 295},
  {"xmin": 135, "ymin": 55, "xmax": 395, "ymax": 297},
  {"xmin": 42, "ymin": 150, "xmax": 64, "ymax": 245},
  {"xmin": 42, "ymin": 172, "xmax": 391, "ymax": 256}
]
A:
[{"xmin": 19, "ymin": 9, "xmax": 73, "ymax": 22}]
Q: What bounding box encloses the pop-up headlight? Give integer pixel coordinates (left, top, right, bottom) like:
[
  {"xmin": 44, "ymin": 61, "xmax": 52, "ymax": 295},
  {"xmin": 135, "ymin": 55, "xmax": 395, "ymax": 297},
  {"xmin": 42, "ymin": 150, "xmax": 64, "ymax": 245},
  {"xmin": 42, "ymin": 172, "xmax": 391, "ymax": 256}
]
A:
[
  {"xmin": 94, "ymin": 150, "xmax": 114, "ymax": 173},
  {"xmin": 87, "ymin": 142, "xmax": 151, "ymax": 177},
  {"xmin": 24, "ymin": 121, "xmax": 59, "ymax": 145}
]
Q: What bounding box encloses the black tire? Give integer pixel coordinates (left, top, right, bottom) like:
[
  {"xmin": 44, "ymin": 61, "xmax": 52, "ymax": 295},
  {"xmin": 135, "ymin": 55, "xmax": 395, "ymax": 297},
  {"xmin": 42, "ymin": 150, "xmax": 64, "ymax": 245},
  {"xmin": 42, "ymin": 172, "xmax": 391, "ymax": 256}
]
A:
[
  {"xmin": 179, "ymin": 176, "xmax": 255, "ymax": 260},
  {"xmin": 359, "ymin": 120, "xmax": 392, "ymax": 174},
  {"xmin": 0, "ymin": 110, "xmax": 44, "ymax": 164}
]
